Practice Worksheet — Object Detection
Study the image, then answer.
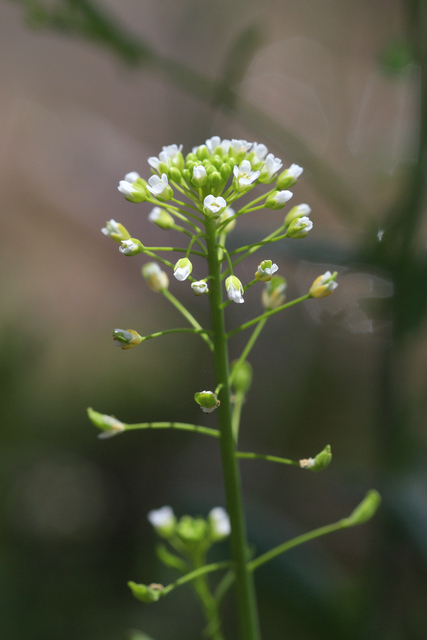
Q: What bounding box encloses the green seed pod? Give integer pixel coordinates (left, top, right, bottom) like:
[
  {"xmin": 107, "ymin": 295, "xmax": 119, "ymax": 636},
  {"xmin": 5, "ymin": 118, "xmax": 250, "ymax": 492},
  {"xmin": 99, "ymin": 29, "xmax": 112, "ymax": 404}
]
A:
[{"xmin": 231, "ymin": 360, "xmax": 253, "ymax": 395}]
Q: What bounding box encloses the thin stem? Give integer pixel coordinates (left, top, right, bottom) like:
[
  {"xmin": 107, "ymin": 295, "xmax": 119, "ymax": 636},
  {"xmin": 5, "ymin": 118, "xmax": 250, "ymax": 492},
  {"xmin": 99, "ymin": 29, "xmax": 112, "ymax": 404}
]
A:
[
  {"xmin": 162, "ymin": 288, "xmax": 214, "ymax": 351},
  {"xmin": 231, "ymin": 391, "xmax": 245, "ymax": 443},
  {"xmin": 160, "ymin": 561, "xmax": 231, "ymax": 597},
  {"xmin": 124, "ymin": 421, "xmax": 220, "ymax": 438},
  {"xmin": 192, "ymin": 553, "xmax": 225, "ymax": 640},
  {"xmin": 227, "ymin": 294, "xmax": 310, "ymax": 339},
  {"xmin": 229, "ymin": 318, "xmax": 267, "ymax": 386},
  {"xmin": 236, "ymin": 452, "xmax": 299, "ymax": 466},
  {"xmin": 172, "ymin": 226, "xmax": 207, "ymax": 253},
  {"xmin": 204, "ymin": 216, "xmax": 261, "ymax": 640},
  {"xmin": 139, "ymin": 327, "xmax": 212, "ymax": 343},
  {"xmin": 145, "ymin": 246, "xmax": 206, "ymax": 258}
]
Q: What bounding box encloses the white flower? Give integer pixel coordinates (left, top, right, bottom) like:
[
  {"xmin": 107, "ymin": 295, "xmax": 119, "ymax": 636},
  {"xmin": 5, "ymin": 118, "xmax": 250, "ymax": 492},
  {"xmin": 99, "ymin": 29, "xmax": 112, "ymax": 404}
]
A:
[
  {"xmin": 277, "ymin": 164, "xmax": 304, "ymax": 189},
  {"xmin": 148, "ymin": 506, "xmax": 176, "ymax": 533},
  {"xmin": 142, "ymin": 262, "xmax": 169, "ymax": 292},
  {"xmin": 148, "ymin": 144, "xmax": 183, "ymax": 171},
  {"xmin": 225, "ymin": 276, "xmax": 244, "ymax": 304},
  {"xmin": 251, "ymin": 142, "xmax": 269, "ymax": 164},
  {"xmin": 286, "ymin": 216, "xmax": 313, "ymax": 238},
  {"xmin": 274, "ymin": 190, "xmax": 293, "ymax": 204},
  {"xmin": 192, "ymin": 164, "xmax": 207, "ymax": 186},
  {"xmin": 203, "ymin": 195, "xmax": 227, "ymax": 218},
  {"xmin": 259, "ymin": 153, "xmax": 283, "ymax": 183},
  {"xmin": 125, "ymin": 171, "xmax": 141, "ymax": 183},
  {"xmin": 191, "ymin": 280, "xmax": 209, "ymax": 296},
  {"xmin": 118, "ymin": 181, "xmax": 136, "ymax": 196},
  {"xmin": 146, "ymin": 173, "xmax": 172, "ymax": 200},
  {"xmin": 209, "ymin": 507, "xmax": 231, "ymax": 538},
  {"xmin": 148, "ymin": 206, "xmax": 174, "ymax": 230},
  {"xmin": 101, "ymin": 219, "xmax": 131, "ymax": 243},
  {"xmin": 287, "ymin": 163, "xmax": 303, "ymax": 180},
  {"xmin": 265, "ymin": 190, "xmax": 293, "ymax": 210},
  {"xmin": 255, "ymin": 260, "xmax": 279, "ymax": 282},
  {"xmin": 174, "ymin": 258, "xmax": 193, "ymax": 281},
  {"xmin": 233, "ymin": 160, "xmax": 260, "ymax": 191},
  {"xmin": 230, "ymin": 139, "xmax": 252, "ymax": 155},
  {"xmin": 119, "ymin": 238, "xmax": 143, "ymax": 256},
  {"xmin": 205, "ymin": 136, "xmax": 222, "ymax": 155}
]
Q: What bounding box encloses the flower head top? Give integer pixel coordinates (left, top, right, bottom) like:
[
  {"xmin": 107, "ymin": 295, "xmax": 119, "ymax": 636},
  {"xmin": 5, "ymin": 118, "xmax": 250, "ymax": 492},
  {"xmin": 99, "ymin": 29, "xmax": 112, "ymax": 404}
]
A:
[{"xmin": 148, "ymin": 144, "xmax": 183, "ymax": 173}]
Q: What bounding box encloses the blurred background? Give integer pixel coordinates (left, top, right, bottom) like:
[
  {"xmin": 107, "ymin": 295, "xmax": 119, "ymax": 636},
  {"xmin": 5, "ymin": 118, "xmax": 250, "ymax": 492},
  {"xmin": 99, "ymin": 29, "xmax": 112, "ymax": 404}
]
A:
[{"xmin": 1, "ymin": 0, "xmax": 427, "ymax": 638}]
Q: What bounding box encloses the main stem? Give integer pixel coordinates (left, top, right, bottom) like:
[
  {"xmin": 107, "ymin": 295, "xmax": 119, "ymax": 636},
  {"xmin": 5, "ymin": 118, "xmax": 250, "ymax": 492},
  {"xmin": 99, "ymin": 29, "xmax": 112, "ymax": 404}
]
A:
[{"xmin": 204, "ymin": 217, "xmax": 260, "ymax": 640}]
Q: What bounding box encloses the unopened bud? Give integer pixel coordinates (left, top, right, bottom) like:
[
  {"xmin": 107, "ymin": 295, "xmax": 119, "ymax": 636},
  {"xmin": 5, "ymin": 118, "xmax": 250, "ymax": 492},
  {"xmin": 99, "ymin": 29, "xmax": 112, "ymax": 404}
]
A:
[
  {"xmin": 87, "ymin": 407, "xmax": 125, "ymax": 439},
  {"xmin": 191, "ymin": 279, "xmax": 209, "ymax": 296},
  {"xmin": 262, "ymin": 275, "xmax": 287, "ymax": 310},
  {"xmin": 112, "ymin": 328, "xmax": 142, "ymax": 350},
  {"xmin": 192, "ymin": 164, "xmax": 208, "ymax": 187},
  {"xmin": 255, "ymin": 259, "xmax": 279, "ymax": 282},
  {"xmin": 194, "ymin": 390, "xmax": 220, "ymax": 413},
  {"xmin": 231, "ymin": 360, "xmax": 253, "ymax": 395},
  {"xmin": 128, "ymin": 581, "xmax": 164, "ymax": 604},
  {"xmin": 101, "ymin": 219, "xmax": 131, "ymax": 243},
  {"xmin": 148, "ymin": 206, "xmax": 174, "ymax": 230},
  {"xmin": 142, "ymin": 262, "xmax": 169, "ymax": 292},
  {"xmin": 286, "ymin": 216, "xmax": 313, "ymax": 239},
  {"xmin": 276, "ymin": 164, "xmax": 303, "ymax": 189},
  {"xmin": 174, "ymin": 257, "xmax": 193, "ymax": 281},
  {"xmin": 284, "ymin": 203, "xmax": 311, "ymax": 227},
  {"xmin": 309, "ymin": 271, "xmax": 338, "ymax": 298},
  {"xmin": 119, "ymin": 238, "xmax": 144, "ymax": 256},
  {"xmin": 208, "ymin": 507, "xmax": 231, "ymax": 540},
  {"xmin": 265, "ymin": 190, "xmax": 293, "ymax": 210},
  {"xmin": 225, "ymin": 275, "xmax": 244, "ymax": 304},
  {"xmin": 148, "ymin": 506, "xmax": 176, "ymax": 537}
]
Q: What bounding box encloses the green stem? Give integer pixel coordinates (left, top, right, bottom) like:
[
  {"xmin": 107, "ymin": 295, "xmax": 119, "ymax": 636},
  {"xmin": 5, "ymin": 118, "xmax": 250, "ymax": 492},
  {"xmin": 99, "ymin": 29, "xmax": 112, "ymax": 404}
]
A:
[
  {"xmin": 204, "ymin": 216, "xmax": 261, "ymax": 640},
  {"xmin": 192, "ymin": 554, "xmax": 225, "ymax": 640},
  {"xmin": 231, "ymin": 391, "xmax": 245, "ymax": 443},
  {"xmin": 160, "ymin": 561, "xmax": 231, "ymax": 597},
  {"xmin": 227, "ymin": 294, "xmax": 310, "ymax": 338},
  {"xmin": 124, "ymin": 421, "xmax": 219, "ymax": 438},
  {"xmin": 236, "ymin": 452, "xmax": 299, "ymax": 466},
  {"xmin": 162, "ymin": 288, "xmax": 214, "ymax": 351},
  {"xmin": 229, "ymin": 318, "xmax": 267, "ymax": 386},
  {"xmin": 139, "ymin": 327, "xmax": 212, "ymax": 344}
]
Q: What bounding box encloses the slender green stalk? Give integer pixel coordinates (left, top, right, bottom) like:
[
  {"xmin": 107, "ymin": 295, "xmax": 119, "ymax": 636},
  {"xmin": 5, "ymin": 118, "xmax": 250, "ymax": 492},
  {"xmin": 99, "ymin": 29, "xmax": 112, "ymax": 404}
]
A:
[
  {"xmin": 231, "ymin": 391, "xmax": 245, "ymax": 443},
  {"xmin": 204, "ymin": 216, "xmax": 261, "ymax": 640},
  {"xmin": 192, "ymin": 553, "xmax": 225, "ymax": 640},
  {"xmin": 139, "ymin": 327, "xmax": 212, "ymax": 344},
  {"xmin": 227, "ymin": 294, "xmax": 310, "ymax": 338},
  {"xmin": 124, "ymin": 421, "xmax": 219, "ymax": 437},
  {"xmin": 162, "ymin": 288, "xmax": 214, "ymax": 351},
  {"xmin": 236, "ymin": 452, "xmax": 299, "ymax": 466},
  {"xmin": 229, "ymin": 318, "xmax": 267, "ymax": 386},
  {"xmin": 159, "ymin": 560, "xmax": 231, "ymax": 597}
]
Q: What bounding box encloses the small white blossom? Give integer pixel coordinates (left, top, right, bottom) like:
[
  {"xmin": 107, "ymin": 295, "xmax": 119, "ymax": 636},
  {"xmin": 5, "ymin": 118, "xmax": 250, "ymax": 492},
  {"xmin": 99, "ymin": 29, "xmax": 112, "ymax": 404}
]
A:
[
  {"xmin": 255, "ymin": 260, "xmax": 279, "ymax": 281},
  {"xmin": 192, "ymin": 164, "xmax": 207, "ymax": 186},
  {"xmin": 259, "ymin": 153, "xmax": 283, "ymax": 183},
  {"xmin": 286, "ymin": 216, "xmax": 313, "ymax": 238},
  {"xmin": 174, "ymin": 258, "xmax": 193, "ymax": 281},
  {"xmin": 119, "ymin": 239, "xmax": 143, "ymax": 255},
  {"xmin": 209, "ymin": 507, "xmax": 231, "ymax": 538},
  {"xmin": 233, "ymin": 160, "xmax": 260, "ymax": 191},
  {"xmin": 226, "ymin": 276, "xmax": 244, "ymax": 304},
  {"xmin": 203, "ymin": 195, "xmax": 227, "ymax": 218},
  {"xmin": 205, "ymin": 136, "xmax": 222, "ymax": 155},
  {"xmin": 191, "ymin": 280, "xmax": 209, "ymax": 296},
  {"xmin": 230, "ymin": 139, "xmax": 252, "ymax": 155},
  {"xmin": 251, "ymin": 142, "xmax": 269, "ymax": 164},
  {"xmin": 148, "ymin": 144, "xmax": 183, "ymax": 171},
  {"xmin": 287, "ymin": 163, "xmax": 303, "ymax": 180},
  {"xmin": 148, "ymin": 506, "xmax": 175, "ymax": 531},
  {"xmin": 118, "ymin": 180, "xmax": 136, "ymax": 197},
  {"xmin": 146, "ymin": 173, "xmax": 171, "ymax": 200}
]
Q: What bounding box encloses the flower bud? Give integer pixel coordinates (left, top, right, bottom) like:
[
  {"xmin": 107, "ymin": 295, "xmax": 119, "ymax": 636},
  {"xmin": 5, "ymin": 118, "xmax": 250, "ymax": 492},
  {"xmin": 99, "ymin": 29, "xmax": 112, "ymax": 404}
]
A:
[
  {"xmin": 265, "ymin": 190, "xmax": 293, "ymax": 210},
  {"xmin": 208, "ymin": 171, "xmax": 223, "ymax": 188},
  {"xmin": 220, "ymin": 163, "xmax": 232, "ymax": 181},
  {"xmin": 191, "ymin": 279, "xmax": 209, "ymax": 296},
  {"xmin": 118, "ymin": 172, "xmax": 147, "ymax": 203},
  {"xmin": 203, "ymin": 195, "xmax": 227, "ymax": 218},
  {"xmin": 286, "ymin": 216, "xmax": 313, "ymax": 239},
  {"xmin": 194, "ymin": 390, "xmax": 220, "ymax": 413},
  {"xmin": 148, "ymin": 506, "xmax": 176, "ymax": 537},
  {"xmin": 112, "ymin": 328, "xmax": 142, "ymax": 350},
  {"xmin": 231, "ymin": 360, "xmax": 253, "ymax": 395},
  {"xmin": 343, "ymin": 490, "xmax": 381, "ymax": 527},
  {"xmin": 142, "ymin": 262, "xmax": 169, "ymax": 292},
  {"xmin": 255, "ymin": 259, "xmax": 279, "ymax": 282},
  {"xmin": 208, "ymin": 507, "xmax": 231, "ymax": 541},
  {"xmin": 168, "ymin": 166, "xmax": 182, "ymax": 183},
  {"xmin": 218, "ymin": 207, "xmax": 236, "ymax": 234},
  {"xmin": 284, "ymin": 203, "xmax": 311, "ymax": 227},
  {"xmin": 299, "ymin": 445, "xmax": 332, "ymax": 472},
  {"xmin": 196, "ymin": 145, "xmax": 210, "ymax": 161},
  {"xmin": 192, "ymin": 164, "xmax": 208, "ymax": 187},
  {"xmin": 119, "ymin": 238, "xmax": 144, "ymax": 256},
  {"xmin": 148, "ymin": 206, "xmax": 174, "ymax": 230},
  {"xmin": 276, "ymin": 164, "xmax": 303, "ymax": 189},
  {"xmin": 176, "ymin": 516, "xmax": 208, "ymax": 543},
  {"xmin": 258, "ymin": 153, "xmax": 283, "ymax": 184},
  {"xmin": 225, "ymin": 275, "xmax": 244, "ymax": 304},
  {"xmin": 128, "ymin": 581, "xmax": 164, "ymax": 604},
  {"xmin": 174, "ymin": 257, "xmax": 193, "ymax": 281},
  {"xmin": 262, "ymin": 275, "xmax": 287, "ymax": 310},
  {"xmin": 146, "ymin": 174, "xmax": 173, "ymax": 201},
  {"xmin": 87, "ymin": 407, "xmax": 125, "ymax": 439},
  {"xmin": 309, "ymin": 271, "xmax": 338, "ymax": 298},
  {"xmin": 101, "ymin": 219, "xmax": 131, "ymax": 244}
]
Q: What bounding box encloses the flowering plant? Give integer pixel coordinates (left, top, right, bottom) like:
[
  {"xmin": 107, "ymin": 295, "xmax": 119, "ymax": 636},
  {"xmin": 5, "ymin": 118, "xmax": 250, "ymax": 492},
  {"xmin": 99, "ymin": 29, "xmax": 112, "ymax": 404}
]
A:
[{"xmin": 88, "ymin": 136, "xmax": 380, "ymax": 640}]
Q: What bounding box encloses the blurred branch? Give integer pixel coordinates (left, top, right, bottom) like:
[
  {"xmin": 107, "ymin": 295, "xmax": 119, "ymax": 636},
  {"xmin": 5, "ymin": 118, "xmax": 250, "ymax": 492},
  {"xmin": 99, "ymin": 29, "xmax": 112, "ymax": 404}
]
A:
[{"xmin": 10, "ymin": 0, "xmax": 369, "ymax": 223}]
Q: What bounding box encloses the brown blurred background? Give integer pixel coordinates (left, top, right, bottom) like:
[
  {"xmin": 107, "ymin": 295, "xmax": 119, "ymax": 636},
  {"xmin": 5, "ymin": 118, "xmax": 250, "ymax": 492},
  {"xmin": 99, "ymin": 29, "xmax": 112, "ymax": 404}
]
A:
[{"xmin": 1, "ymin": 1, "xmax": 427, "ymax": 639}]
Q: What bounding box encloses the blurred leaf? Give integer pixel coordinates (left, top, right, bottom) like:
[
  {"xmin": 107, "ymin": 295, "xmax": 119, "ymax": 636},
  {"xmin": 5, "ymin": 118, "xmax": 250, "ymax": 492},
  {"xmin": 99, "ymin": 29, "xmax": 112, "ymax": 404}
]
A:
[
  {"xmin": 127, "ymin": 632, "xmax": 156, "ymax": 640},
  {"xmin": 156, "ymin": 543, "xmax": 188, "ymax": 573}
]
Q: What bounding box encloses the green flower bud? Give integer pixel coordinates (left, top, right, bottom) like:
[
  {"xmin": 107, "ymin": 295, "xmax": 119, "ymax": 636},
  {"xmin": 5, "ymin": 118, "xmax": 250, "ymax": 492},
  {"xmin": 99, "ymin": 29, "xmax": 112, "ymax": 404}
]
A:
[
  {"xmin": 182, "ymin": 168, "xmax": 191, "ymax": 182},
  {"xmin": 276, "ymin": 164, "xmax": 303, "ymax": 189},
  {"xmin": 176, "ymin": 515, "xmax": 208, "ymax": 544},
  {"xmin": 194, "ymin": 390, "xmax": 220, "ymax": 413},
  {"xmin": 128, "ymin": 581, "xmax": 164, "ymax": 604},
  {"xmin": 284, "ymin": 203, "xmax": 311, "ymax": 227},
  {"xmin": 101, "ymin": 219, "xmax": 131, "ymax": 244},
  {"xmin": 142, "ymin": 262, "xmax": 169, "ymax": 292},
  {"xmin": 196, "ymin": 145, "xmax": 210, "ymax": 161},
  {"xmin": 169, "ymin": 166, "xmax": 182, "ymax": 183},
  {"xmin": 147, "ymin": 506, "xmax": 176, "ymax": 537},
  {"xmin": 208, "ymin": 171, "xmax": 222, "ymax": 188},
  {"xmin": 220, "ymin": 163, "xmax": 232, "ymax": 181},
  {"xmin": 309, "ymin": 271, "xmax": 338, "ymax": 298},
  {"xmin": 299, "ymin": 445, "xmax": 332, "ymax": 472},
  {"xmin": 286, "ymin": 216, "xmax": 313, "ymax": 239},
  {"xmin": 185, "ymin": 152, "xmax": 198, "ymax": 164},
  {"xmin": 265, "ymin": 190, "xmax": 293, "ymax": 210},
  {"xmin": 148, "ymin": 206, "xmax": 174, "ymax": 230},
  {"xmin": 118, "ymin": 172, "xmax": 147, "ymax": 203},
  {"xmin": 255, "ymin": 259, "xmax": 279, "ymax": 282},
  {"xmin": 231, "ymin": 360, "xmax": 253, "ymax": 395},
  {"xmin": 119, "ymin": 238, "xmax": 144, "ymax": 256},
  {"xmin": 87, "ymin": 407, "xmax": 125, "ymax": 438},
  {"xmin": 343, "ymin": 490, "xmax": 381, "ymax": 527},
  {"xmin": 173, "ymin": 257, "xmax": 193, "ymax": 281},
  {"xmin": 112, "ymin": 328, "xmax": 142, "ymax": 350},
  {"xmin": 211, "ymin": 155, "xmax": 223, "ymax": 170},
  {"xmin": 192, "ymin": 164, "xmax": 208, "ymax": 187},
  {"xmin": 262, "ymin": 275, "xmax": 287, "ymax": 310}
]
